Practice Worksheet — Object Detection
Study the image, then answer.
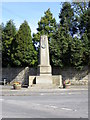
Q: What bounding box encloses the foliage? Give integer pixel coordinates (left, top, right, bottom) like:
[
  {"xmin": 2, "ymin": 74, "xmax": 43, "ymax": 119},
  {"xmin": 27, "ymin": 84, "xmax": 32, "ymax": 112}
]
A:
[
  {"xmin": 2, "ymin": 20, "xmax": 16, "ymax": 67},
  {"xmin": 74, "ymin": 2, "xmax": 90, "ymax": 66},
  {"xmin": 12, "ymin": 20, "xmax": 38, "ymax": 67},
  {"xmin": 50, "ymin": 25, "xmax": 72, "ymax": 68},
  {"xmin": 50, "ymin": 2, "xmax": 90, "ymax": 69},
  {"xmin": 0, "ymin": 23, "xmax": 4, "ymax": 51},
  {"xmin": 81, "ymin": 31, "xmax": 90, "ymax": 66},
  {"xmin": 50, "ymin": 2, "xmax": 73, "ymax": 68},
  {"xmin": 59, "ymin": 2, "xmax": 74, "ymax": 36},
  {"xmin": 70, "ymin": 37, "xmax": 84, "ymax": 70},
  {"xmin": 33, "ymin": 8, "xmax": 57, "ymax": 49},
  {"xmin": 1, "ymin": 2, "xmax": 90, "ymax": 69}
]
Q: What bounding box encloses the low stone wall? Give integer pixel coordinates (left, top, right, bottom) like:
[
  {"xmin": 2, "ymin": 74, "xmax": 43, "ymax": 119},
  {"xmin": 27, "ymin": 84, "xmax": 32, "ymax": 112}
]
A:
[
  {"xmin": 2, "ymin": 67, "xmax": 25, "ymax": 83},
  {"xmin": 2, "ymin": 66, "xmax": 89, "ymax": 85},
  {"xmin": 52, "ymin": 76, "xmax": 60, "ymax": 85},
  {"xmin": 52, "ymin": 75, "xmax": 63, "ymax": 87},
  {"xmin": 52, "ymin": 66, "xmax": 89, "ymax": 85},
  {"xmin": 2, "ymin": 67, "xmax": 37, "ymax": 84}
]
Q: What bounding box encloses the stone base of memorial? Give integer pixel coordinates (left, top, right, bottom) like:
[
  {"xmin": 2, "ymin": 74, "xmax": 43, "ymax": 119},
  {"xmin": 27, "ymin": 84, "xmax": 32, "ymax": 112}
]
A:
[
  {"xmin": 37, "ymin": 65, "xmax": 52, "ymax": 84},
  {"xmin": 36, "ymin": 76, "xmax": 52, "ymax": 84},
  {"xmin": 38, "ymin": 65, "xmax": 52, "ymax": 76}
]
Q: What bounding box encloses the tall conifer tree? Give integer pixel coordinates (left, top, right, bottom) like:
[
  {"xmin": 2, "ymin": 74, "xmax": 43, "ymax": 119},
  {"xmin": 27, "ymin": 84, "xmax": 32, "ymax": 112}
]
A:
[
  {"xmin": 33, "ymin": 8, "xmax": 57, "ymax": 48},
  {"xmin": 2, "ymin": 20, "xmax": 16, "ymax": 67},
  {"xmin": 12, "ymin": 20, "xmax": 37, "ymax": 66}
]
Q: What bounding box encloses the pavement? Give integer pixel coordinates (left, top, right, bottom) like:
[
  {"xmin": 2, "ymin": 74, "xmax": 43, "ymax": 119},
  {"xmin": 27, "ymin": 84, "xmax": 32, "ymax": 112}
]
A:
[{"xmin": 0, "ymin": 85, "xmax": 88, "ymax": 96}]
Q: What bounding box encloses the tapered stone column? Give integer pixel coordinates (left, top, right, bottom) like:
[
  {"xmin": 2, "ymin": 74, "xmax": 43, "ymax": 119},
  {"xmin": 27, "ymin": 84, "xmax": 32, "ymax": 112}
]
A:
[
  {"xmin": 38, "ymin": 35, "xmax": 52, "ymax": 76},
  {"xmin": 37, "ymin": 35, "xmax": 52, "ymax": 84}
]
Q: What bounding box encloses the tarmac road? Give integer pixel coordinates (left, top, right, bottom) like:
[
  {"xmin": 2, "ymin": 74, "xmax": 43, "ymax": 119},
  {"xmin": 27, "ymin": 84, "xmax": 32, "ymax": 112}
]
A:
[{"xmin": 1, "ymin": 89, "xmax": 88, "ymax": 118}]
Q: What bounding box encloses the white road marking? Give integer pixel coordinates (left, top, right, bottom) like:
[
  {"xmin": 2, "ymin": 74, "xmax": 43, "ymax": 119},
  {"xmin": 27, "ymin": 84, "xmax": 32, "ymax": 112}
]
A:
[
  {"xmin": 40, "ymin": 93, "xmax": 44, "ymax": 95},
  {"xmin": 61, "ymin": 107, "xmax": 72, "ymax": 111},
  {"xmin": 74, "ymin": 109, "xmax": 77, "ymax": 111},
  {"xmin": 44, "ymin": 104, "xmax": 58, "ymax": 109},
  {"xmin": 60, "ymin": 93, "xmax": 65, "ymax": 95},
  {"xmin": 50, "ymin": 105, "xmax": 58, "ymax": 109}
]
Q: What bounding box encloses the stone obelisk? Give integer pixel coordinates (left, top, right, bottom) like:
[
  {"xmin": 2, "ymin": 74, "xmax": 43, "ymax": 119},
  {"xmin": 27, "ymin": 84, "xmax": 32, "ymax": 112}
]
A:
[
  {"xmin": 29, "ymin": 35, "xmax": 62, "ymax": 87},
  {"xmin": 39, "ymin": 35, "xmax": 51, "ymax": 75},
  {"xmin": 36, "ymin": 35, "xmax": 52, "ymax": 84}
]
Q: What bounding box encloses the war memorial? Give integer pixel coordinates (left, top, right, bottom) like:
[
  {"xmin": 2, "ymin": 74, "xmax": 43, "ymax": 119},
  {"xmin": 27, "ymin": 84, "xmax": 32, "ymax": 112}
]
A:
[{"xmin": 29, "ymin": 35, "xmax": 62, "ymax": 88}]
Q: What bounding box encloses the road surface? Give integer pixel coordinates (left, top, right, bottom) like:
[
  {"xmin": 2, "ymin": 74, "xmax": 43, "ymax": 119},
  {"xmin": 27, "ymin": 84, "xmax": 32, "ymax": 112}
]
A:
[{"xmin": 1, "ymin": 89, "xmax": 88, "ymax": 118}]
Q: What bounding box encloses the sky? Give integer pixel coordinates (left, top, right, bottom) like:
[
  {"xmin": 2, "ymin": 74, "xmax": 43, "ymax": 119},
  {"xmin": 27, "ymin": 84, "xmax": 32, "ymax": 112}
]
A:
[{"xmin": 2, "ymin": 2, "xmax": 63, "ymax": 35}]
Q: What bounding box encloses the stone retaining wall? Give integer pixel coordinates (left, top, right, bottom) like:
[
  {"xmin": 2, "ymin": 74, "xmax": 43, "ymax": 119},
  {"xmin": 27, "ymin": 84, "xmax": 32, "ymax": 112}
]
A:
[
  {"xmin": 2, "ymin": 66, "xmax": 89, "ymax": 85},
  {"xmin": 2, "ymin": 67, "xmax": 37, "ymax": 84},
  {"xmin": 52, "ymin": 66, "xmax": 88, "ymax": 80}
]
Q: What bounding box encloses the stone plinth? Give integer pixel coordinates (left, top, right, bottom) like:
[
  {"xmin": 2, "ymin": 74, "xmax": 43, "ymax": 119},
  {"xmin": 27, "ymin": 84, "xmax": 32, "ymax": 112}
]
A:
[
  {"xmin": 38, "ymin": 65, "xmax": 52, "ymax": 76},
  {"xmin": 37, "ymin": 35, "xmax": 52, "ymax": 84},
  {"xmin": 29, "ymin": 75, "xmax": 63, "ymax": 88},
  {"xmin": 38, "ymin": 35, "xmax": 52, "ymax": 76},
  {"xmin": 36, "ymin": 76, "xmax": 52, "ymax": 84}
]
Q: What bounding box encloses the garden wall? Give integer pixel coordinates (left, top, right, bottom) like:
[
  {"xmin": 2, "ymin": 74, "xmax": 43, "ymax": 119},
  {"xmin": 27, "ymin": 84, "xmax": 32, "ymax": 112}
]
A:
[
  {"xmin": 52, "ymin": 66, "xmax": 89, "ymax": 85},
  {"xmin": 2, "ymin": 66, "xmax": 89, "ymax": 85}
]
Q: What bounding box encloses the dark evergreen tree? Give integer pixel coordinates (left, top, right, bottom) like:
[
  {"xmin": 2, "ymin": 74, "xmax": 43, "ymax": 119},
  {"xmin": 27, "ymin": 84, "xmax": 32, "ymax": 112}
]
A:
[
  {"xmin": 33, "ymin": 8, "xmax": 57, "ymax": 49},
  {"xmin": 50, "ymin": 24, "xmax": 72, "ymax": 68},
  {"xmin": 0, "ymin": 23, "xmax": 4, "ymax": 64},
  {"xmin": 2, "ymin": 20, "xmax": 16, "ymax": 67},
  {"xmin": 74, "ymin": 2, "xmax": 90, "ymax": 66},
  {"xmin": 59, "ymin": 2, "xmax": 74, "ymax": 36},
  {"xmin": 81, "ymin": 31, "xmax": 89, "ymax": 65},
  {"xmin": 0, "ymin": 23, "xmax": 4, "ymax": 51},
  {"xmin": 50, "ymin": 2, "xmax": 73, "ymax": 68},
  {"xmin": 55, "ymin": 2, "xmax": 89, "ymax": 69},
  {"xmin": 70, "ymin": 37, "xmax": 84, "ymax": 70},
  {"xmin": 12, "ymin": 20, "xmax": 37, "ymax": 67}
]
